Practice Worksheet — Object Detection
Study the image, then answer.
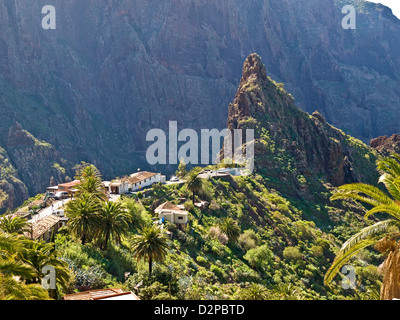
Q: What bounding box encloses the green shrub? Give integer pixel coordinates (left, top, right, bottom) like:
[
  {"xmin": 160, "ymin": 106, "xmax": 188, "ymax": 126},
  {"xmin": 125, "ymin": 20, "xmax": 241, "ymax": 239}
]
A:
[
  {"xmin": 310, "ymin": 245, "xmax": 324, "ymax": 258},
  {"xmin": 283, "ymin": 246, "xmax": 303, "ymax": 262},
  {"xmin": 244, "ymin": 245, "xmax": 274, "ymax": 269},
  {"xmin": 209, "ymin": 226, "xmax": 228, "ymax": 245},
  {"xmin": 210, "ymin": 265, "xmax": 225, "ymax": 279},
  {"xmin": 184, "ymin": 201, "xmax": 195, "ymax": 212},
  {"xmin": 238, "ymin": 229, "xmax": 260, "ymax": 251},
  {"xmin": 196, "ymin": 256, "xmax": 207, "ymax": 266}
]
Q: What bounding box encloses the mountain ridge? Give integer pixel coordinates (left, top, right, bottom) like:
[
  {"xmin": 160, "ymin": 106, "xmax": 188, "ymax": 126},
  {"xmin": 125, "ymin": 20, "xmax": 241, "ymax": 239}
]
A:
[
  {"xmin": 224, "ymin": 53, "xmax": 379, "ymax": 201},
  {"xmin": 0, "ymin": 0, "xmax": 399, "ymax": 210}
]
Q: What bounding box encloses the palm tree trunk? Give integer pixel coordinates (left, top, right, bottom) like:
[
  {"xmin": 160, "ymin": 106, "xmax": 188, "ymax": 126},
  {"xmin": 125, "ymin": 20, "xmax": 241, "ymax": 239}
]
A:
[
  {"xmin": 103, "ymin": 232, "xmax": 109, "ymax": 251},
  {"xmin": 380, "ymin": 250, "xmax": 400, "ymax": 300},
  {"xmin": 81, "ymin": 233, "xmax": 86, "ymax": 245},
  {"xmin": 149, "ymin": 256, "xmax": 153, "ymax": 276}
]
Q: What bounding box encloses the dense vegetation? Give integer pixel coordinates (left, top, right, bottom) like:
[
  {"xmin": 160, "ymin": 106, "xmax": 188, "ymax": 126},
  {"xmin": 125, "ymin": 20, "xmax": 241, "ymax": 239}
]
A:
[
  {"xmin": 0, "ymin": 54, "xmax": 391, "ymax": 300},
  {"xmin": 0, "ymin": 160, "xmax": 381, "ymax": 300}
]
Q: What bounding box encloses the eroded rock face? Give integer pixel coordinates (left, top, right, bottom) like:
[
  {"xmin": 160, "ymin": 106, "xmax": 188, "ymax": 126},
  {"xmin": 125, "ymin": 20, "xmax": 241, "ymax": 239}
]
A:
[
  {"xmin": 0, "ymin": 179, "xmax": 29, "ymax": 213},
  {"xmin": 5, "ymin": 123, "xmax": 69, "ymax": 196},
  {"xmin": 0, "ymin": 146, "xmax": 29, "ymax": 213},
  {"xmin": 224, "ymin": 54, "xmax": 378, "ymax": 198},
  {"xmin": 370, "ymin": 134, "xmax": 400, "ymax": 156},
  {"xmin": 0, "ymin": 0, "xmax": 398, "ymax": 185}
]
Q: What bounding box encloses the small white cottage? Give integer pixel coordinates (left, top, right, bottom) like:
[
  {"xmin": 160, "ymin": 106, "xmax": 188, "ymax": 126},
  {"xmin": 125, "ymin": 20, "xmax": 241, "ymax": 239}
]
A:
[{"xmin": 155, "ymin": 201, "xmax": 189, "ymax": 225}]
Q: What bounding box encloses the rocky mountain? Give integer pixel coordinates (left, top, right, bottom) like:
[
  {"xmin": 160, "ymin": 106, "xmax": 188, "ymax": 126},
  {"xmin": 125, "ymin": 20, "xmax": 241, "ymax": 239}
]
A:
[
  {"xmin": 224, "ymin": 53, "xmax": 379, "ymax": 200},
  {"xmin": 0, "ymin": 146, "xmax": 28, "ymax": 213},
  {"xmin": 0, "ymin": 123, "xmax": 70, "ymax": 213},
  {"xmin": 370, "ymin": 134, "xmax": 400, "ymax": 156},
  {"xmin": 0, "ymin": 0, "xmax": 399, "ymax": 207},
  {"xmin": 5, "ymin": 122, "xmax": 70, "ymax": 194}
]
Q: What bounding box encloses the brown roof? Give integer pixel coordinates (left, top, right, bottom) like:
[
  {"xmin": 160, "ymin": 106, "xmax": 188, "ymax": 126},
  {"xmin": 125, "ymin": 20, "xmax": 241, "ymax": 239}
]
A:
[
  {"xmin": 7, "ymin": 211, "xmax": 31, "ymax": 219},
  {"xmin": 121, "ymin": 171, "xmax": 158, "ymax": 184},
  {"xmin": 58, "ymin": 180, "xmax": 81, "ymax": 188},
  {"xmin": 93, "ymin": 292, "xmax": 140, "ymax": 300},
  {"xmin": 25, "ymin": 215, "xmax": 61, "ymax": 239},
  {"xmin": 62, "ymin": 288, "xmax": 140, "ymax": 300},
  {"xmin": 154, "ymin": 201, "xmax": 181, "ymax": 213}
]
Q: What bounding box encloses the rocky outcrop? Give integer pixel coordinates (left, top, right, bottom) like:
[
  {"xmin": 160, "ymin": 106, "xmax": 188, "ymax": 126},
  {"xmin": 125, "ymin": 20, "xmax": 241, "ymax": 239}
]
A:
[
  {"xmin": 224, "ymin": 54, "xmax": 378, "ymax": 198},
  {"xmin": 370, "ymin": 134, "xmax": 400, "ymax": 156},
  {"xmin": 5, "ymin": 123, "xmax": 70, "ymax": 196},
  {"xmin": 0, "ymin": 0, "xmax": 398, "ymax": 184},
  {"xmin": 0, "ymin": 146, "xmax": 29, "ymax": 213}
]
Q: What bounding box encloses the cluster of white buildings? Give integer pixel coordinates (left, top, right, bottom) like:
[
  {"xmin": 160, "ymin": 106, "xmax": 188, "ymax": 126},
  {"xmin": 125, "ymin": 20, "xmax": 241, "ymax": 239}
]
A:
[{"xmin": 103, "ymin": 171, "xmax": 166, "ymax": 195}]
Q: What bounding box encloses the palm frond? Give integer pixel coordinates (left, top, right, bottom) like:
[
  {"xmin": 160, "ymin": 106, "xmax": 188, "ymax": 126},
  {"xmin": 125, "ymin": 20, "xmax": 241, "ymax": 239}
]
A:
[
  {"xmin": 0, "ymin": 259, "xmax": 35, "ymax": 279},
  {"xmin": 364, "ymin": 204, "xmax": 400, "ymax": 220},
  {"xmin": 377, "ymin": 156, "xmax": 400, "ymax": 178},
  {"xmin": 340, "ymin": 220, "xmax": 399, "ymax": 254},
  {"xmin": 378, "ymin": 173, "xmax": 400, "ymax": 202},
  {"xmin": 324, "ymin": 220, "xmax": 400, "ymax": 286},
  {"xmin": 324, "ymin": 238, "xmax": 377, "ymax": 286},
  {"xmin": 331, "ymin": 183, "xmax": 393, "ymax": 206},
  {"xmin": 330, "ymin": 190, "xmax": 380, "ymax": 207}
]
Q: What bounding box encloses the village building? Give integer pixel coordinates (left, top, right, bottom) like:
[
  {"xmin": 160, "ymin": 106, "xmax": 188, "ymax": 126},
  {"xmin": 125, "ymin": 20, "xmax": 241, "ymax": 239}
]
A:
[
  {"xmin": 107, "ymin": 171, "xmax": 166, "ymax": 195},
  {"xmin": 46, "ymin": 186, "xmax": 59, "ymax": 193},
  {"xmin": 62, "ymin": 288, "xmax": 140, "ymax": 300},
  {"xmin": 46, "ymin": 180, "xmax": 81, "ymax": 197},
  {"xmin": 25, "ymin": 215, "xmax": 66, "ymax": 242},
  {"xmin": 155, "ymin": 201, "xmax": 189, "ymax": 225},
  {"xmin": 57, "ymin": 180, "xmax": 81, "ymax": 197}
]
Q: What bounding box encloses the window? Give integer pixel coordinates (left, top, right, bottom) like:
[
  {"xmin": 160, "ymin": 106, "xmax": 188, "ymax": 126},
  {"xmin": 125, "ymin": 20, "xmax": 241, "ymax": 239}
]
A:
[{"xmin": 178, "ymin": 216, "xmax": 183, "ymax": 220}]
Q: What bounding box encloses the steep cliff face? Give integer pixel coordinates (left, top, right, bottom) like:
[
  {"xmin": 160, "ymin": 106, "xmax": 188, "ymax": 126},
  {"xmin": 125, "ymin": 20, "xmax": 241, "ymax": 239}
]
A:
[
  {"xmin": 225, "ymin": 54, "xmax": 379, "ymax": 198},
  {"xmin": 370, "ymin": 134, "xmax": 400, "ymax": 156},
  {"xmin": 0, "ymin": 123, "xmax": 71, "ymax": 212},
  {"xmin": 0, "ymin": 0, "xmax": 398, "ymax": 189},
  {"xmin": 0, "ymin": 146, "xmax": 29, "ymax": 213},
  {"xmin": 5, "ymin": 123, "xmax": 70, "ymax": 196}
]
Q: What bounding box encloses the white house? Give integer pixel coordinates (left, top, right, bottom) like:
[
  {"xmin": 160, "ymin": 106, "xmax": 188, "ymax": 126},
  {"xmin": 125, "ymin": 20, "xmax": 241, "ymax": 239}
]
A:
[
  {"xmin": 155, "ymin": 201, "xmax": 189, "ymax": 225},
  {"xmin": 107, "ymin": 171, "xmax": 166, "ymax": 195}
]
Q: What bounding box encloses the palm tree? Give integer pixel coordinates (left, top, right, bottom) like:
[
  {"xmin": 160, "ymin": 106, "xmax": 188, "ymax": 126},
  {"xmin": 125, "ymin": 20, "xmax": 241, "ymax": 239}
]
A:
[
  {"xmin": 324, "ymin": 153, "xmax": 400, "ymax": 300},
  {"xmin": 237, "ymin": 283, "xmax": 271, "ymax": 300},
  {"xmin": 75, "ymin": 164, "xmax": 107, "ymax": 201},
  {"xmin": 0, "ymin": 216, "xmax": 30, "ymax": 234},
  {"xmin": 185, "ymin": 171, "xmax": 203, "ymax": 203},
  {"xmin": 220, "ymin": 217, "xmax": 241, "ymax": 244},
  {"xmin": 130, "ymin": 225, "xmax": 170, "ymax": 276},
  {"xmin": 176, "ymin": 157, "xmax": 187, "ymax": 178},
  {"xmin": 65, "ymin": 193, "xmax": 100, "ymax": 245},
  {"xmin": 274, "ymin": 283, "xmax": 304, "ymax": 300},
  {"xmin": 21, "ymin": 241, "xmax": 71, "ymax": 294},
  {"xmin": 0, "ymin": 231, "xmax": 24, "ymax": 258},
  {"xmin": 0, "ymin": 273, "xmax": 50, "ymax": 300},
  {"xmin": 97, "ymin": 201, "xmax": 132, "ymax": 250},
  {"xmin": 0, "ymin": 232, "xmax": 50, "ymax": 300}
]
